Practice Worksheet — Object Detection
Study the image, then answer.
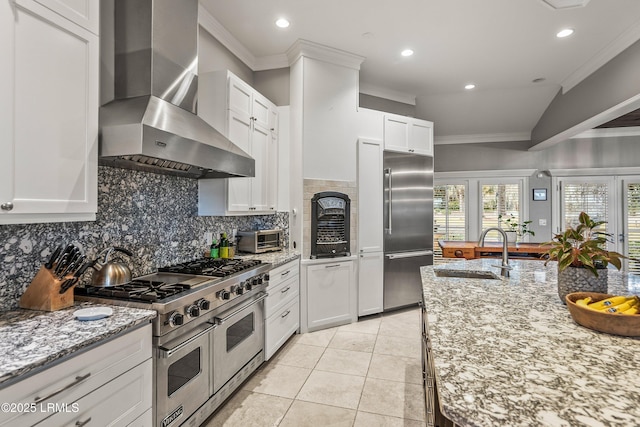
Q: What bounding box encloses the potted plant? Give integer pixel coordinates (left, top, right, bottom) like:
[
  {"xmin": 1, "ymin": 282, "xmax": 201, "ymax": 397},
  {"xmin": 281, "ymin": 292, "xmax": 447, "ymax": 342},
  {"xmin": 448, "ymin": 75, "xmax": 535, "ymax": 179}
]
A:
[
  {"xmin": 498, "ymin": 213, "xmax": 535, "ymax": 243},
  {"xmin": 543, "ymin": 211, "xmax": 625, "ymax": 303}
]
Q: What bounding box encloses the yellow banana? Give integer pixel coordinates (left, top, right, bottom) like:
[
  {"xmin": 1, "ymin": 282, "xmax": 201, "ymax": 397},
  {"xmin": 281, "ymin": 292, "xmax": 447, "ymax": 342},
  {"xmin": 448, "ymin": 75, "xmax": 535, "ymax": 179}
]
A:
[
  {"xmin": 576, "ymin": 297, "xmax": 592, "ymax": 307},
  {"xmin": 605, "ymin": 301, "xmax": 633, "ymax": 313},
  {"xmin": 588, "ymin": 296, "xmax": 629, "ymax": 310},
  {"xmin": 620, "ymin": 306, "xmax": 638, "ymax": 315}
]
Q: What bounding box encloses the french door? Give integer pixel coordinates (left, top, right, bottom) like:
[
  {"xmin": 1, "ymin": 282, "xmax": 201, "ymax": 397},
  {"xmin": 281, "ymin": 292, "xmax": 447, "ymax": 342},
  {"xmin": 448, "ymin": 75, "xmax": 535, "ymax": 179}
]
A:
[
  {"xmin": 622, "ymin": 177, "xmax": 640, "ymax": 274},
  {"xmin": 555, "ymin": 175, "xmax": 640, "ymax": 273}
]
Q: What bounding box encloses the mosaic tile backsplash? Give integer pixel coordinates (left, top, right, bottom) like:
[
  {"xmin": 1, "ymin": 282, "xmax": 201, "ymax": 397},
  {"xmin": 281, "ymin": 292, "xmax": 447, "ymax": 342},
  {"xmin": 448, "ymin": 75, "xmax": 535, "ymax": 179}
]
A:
[{"xmin": 0, "ymin": 166, "xmax": 288, "ymax": 310}]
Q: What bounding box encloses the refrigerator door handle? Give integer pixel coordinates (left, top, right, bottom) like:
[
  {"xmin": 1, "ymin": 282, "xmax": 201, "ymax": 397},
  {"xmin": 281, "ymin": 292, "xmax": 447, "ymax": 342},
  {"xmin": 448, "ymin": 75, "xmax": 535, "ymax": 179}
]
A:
[
  {"xmin": 386, "ymin": 250, "xmax": 433, "ymax": 260},
  {"xmin": 384, "ymin": 168, "xmax": 392, "ymax": 234}
]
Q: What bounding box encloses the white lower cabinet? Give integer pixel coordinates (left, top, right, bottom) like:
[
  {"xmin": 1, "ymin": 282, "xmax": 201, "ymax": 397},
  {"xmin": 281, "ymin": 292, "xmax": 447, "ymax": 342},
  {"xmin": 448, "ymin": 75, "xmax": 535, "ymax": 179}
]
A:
[
  {"xmin": 264, "ymin": 259, "xmax": 300, "ymax": 360},
  {"xmin": 302, "ymin": 258, "xmax": 356, "ymax": 333},
  {"xmin": 358, "ymin": 251, "xmax": 384, "ymax": 316},
  {"xmin": 0, "ymin": 324, "xmax": 152, "ymax": 427}
]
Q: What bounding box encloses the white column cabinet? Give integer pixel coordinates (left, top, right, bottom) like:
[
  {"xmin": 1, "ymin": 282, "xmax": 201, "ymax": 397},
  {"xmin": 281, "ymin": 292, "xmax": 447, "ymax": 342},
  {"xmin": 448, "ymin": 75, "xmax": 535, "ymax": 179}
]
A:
[
  {"xmin": 357, "ymin": 139, "xmax": 384, "ymax": 316},
  {"xmin": 0, "ymin": 0, "xmax": 98, "ymax": 225},
  {"xmin": 301, "ymin": 258, "xmax": 356, "ymax": 333},
  {"xmin": 383, "ymin": 114, "xmax": 434, "ymax": 156},
  {"xmin": 198, "ymin": 70, "xmax": 278, "ymax": 215},
  {"xmin": 358, "ymin": 252, "xmax": 384, "ymax": 316}
]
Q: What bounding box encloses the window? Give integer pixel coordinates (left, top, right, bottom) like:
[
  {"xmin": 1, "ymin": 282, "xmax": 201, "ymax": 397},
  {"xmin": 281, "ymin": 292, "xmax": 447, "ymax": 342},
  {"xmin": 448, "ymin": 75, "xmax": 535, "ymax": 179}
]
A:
[
  {"xmin": 434, "ymin": 184, "xmax": 466, "ymax": 260},
  {"xmin": 624, "ymin": 180, "xmax": 640, "ymax": 274},
  {"xmin": 555, "ymin": 176, "xmax": 616, "ymax": 252},
  {"xmin": 480, "ymin": 181, "xmax": 522, "ymax": 241}
]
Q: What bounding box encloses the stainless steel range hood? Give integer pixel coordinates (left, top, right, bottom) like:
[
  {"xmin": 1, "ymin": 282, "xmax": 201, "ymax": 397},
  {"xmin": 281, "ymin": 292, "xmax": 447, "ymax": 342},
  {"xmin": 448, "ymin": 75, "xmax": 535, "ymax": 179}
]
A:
[{"xmin": 99, "ymin": 0, "xmax": 254, "ymax": 179}]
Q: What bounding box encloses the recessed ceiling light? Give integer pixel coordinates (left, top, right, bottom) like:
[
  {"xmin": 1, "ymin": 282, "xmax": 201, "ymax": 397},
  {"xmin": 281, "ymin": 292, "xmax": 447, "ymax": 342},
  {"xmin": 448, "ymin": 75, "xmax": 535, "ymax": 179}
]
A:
[
  {"xmin": 465, "ymin": 84, "xmax": 476, "ymax": 90},
  {"xmin": 275, "ymin": 18, "xmax": 290, "ymax": 28},
  {"xmin": 401, "ymin": 49, "xmax": 414, "ymax": 57},
  {"xmin": 556, "ymin": 28, "xmax": 574, "ymax": 38}
]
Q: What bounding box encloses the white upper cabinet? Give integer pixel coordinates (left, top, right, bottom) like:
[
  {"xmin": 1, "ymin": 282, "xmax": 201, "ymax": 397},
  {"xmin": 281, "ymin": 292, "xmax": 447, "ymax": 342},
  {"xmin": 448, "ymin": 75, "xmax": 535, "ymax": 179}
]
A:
[
  {"xmin": 383, "ymin": 113, "xmax": 434, "ymax": 156},
  {"xmin": 0, "ymin": 0, "xmax": 98, "ymax": 224},
  {"xmin": 198, "ymin": 70, "xmax": 278, "ymax": 215},
  {"xmin": 29, "ymin": 0, "xmax": 99, "ymax": 34}
]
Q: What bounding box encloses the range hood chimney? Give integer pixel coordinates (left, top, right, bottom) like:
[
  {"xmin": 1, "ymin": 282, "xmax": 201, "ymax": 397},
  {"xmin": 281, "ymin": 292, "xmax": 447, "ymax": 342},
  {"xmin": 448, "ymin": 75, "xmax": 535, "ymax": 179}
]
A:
[{"xmin": 99, "ymin": 0, "xmax": 254, "ymax": 179}]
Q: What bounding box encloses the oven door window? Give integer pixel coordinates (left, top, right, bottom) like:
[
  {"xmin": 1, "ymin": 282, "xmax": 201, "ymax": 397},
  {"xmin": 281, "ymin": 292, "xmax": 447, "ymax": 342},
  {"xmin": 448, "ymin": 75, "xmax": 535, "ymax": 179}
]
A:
[
  {"xmin": 167, "ymin": 348, "xmax": 201, "ymax": 396},
  {"xmin": 227, "ymin": 313, "xmax": 254, "ymax": 352}
]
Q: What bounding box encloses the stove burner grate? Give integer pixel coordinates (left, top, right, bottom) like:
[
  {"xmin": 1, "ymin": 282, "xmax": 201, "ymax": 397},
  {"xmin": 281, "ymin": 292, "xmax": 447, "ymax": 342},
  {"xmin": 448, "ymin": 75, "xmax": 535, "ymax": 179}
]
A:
[
  {"xmin": 76, "ymin": 280, "xmax": 192, "ymax": 302},
  {"xmin": 158, "ymin": 258, "xmax": 261, "ymax": 277}
]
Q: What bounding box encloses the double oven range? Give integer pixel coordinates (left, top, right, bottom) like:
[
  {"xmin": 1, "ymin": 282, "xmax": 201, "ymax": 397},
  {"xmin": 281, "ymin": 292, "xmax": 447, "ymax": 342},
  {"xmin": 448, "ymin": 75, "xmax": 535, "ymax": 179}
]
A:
[{"xmin": 75, "ymin": 258, "xmax": 271, "ymax": 427}]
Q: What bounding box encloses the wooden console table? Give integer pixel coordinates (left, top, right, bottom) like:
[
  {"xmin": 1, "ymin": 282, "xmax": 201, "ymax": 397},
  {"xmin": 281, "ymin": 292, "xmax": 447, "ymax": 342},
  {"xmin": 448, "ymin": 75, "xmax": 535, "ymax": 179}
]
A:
[{"xmin": 438, "ymin": 240, "xmax": 550, "ymax": 260}]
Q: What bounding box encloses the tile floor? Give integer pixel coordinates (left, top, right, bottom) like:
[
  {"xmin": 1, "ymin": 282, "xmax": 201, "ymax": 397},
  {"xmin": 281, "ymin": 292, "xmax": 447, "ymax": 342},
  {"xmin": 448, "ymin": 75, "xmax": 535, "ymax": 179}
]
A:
[{"xmin": 203, "ymin": 306, "xmax": 425, "ymax": 427}]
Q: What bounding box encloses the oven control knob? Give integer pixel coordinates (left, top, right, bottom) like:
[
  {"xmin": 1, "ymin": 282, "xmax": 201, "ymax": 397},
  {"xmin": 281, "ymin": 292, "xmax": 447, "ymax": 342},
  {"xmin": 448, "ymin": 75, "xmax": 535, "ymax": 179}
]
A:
[
  {"xmin": 217, "ymin": 290, "xmax": 231, "ymax": 300},
  {"xmin": 168, "ymin": 312, "xmax": 184, "ymax": 327},
  {"xmin": 198, "ymin": 299, "xmax": 211, "ymax": 310},
  {"xmin": 245, "ymin": 281, "xmax": 252, "ymax": 291},
  {"xmin": 251, "ymin": 277, "xmax": 259, "ymax": 286},
  {"xmin": 256, "ymin": 276, "xmax": 263, "ymax": 284},
  {"xmin": 236, "ymin": 285, "xmax": 244, "ymax": 295},
  {"xmin": 264, "ymin": 273, "xmax": 270, "ymax": 282},
  {"xmin": 186, "ymin": 304, "xmax": 200, "ymax": 318}
]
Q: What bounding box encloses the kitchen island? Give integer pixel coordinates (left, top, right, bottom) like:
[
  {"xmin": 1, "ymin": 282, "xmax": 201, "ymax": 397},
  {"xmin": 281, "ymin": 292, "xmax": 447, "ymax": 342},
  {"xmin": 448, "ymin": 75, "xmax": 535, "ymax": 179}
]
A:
[{"xmin": 422, "ymin": 259, "xmax": 640, "ymax": 427}]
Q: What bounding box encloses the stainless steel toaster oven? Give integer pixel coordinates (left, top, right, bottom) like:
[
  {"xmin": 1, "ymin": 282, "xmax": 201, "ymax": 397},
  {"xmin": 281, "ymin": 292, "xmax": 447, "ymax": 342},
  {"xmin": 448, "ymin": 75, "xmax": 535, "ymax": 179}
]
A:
[{"xmin": 237, "ymin": 229, "xmax": 284, "ymax": 253}]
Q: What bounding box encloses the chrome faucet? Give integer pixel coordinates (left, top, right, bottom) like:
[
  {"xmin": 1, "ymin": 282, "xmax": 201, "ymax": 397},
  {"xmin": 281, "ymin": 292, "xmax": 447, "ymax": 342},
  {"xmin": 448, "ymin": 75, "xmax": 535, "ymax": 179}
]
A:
[{"xmin": 478, "ymin": 227, "xmax": 512, "ymax": 277}]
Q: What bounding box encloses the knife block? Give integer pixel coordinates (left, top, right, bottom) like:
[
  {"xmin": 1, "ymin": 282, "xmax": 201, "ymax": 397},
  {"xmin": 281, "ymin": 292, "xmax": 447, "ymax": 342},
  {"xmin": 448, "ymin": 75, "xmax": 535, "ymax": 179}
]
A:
[{"xmin": 19, "ymin": 266, "xmax": 74, "ymax": 311}]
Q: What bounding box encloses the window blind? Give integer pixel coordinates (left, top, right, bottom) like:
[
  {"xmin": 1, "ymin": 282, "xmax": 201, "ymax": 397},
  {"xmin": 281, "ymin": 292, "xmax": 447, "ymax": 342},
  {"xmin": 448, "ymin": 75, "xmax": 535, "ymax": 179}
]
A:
[
  {"xmin": 626, "ymin": 183, "xmax": 640, "ymax": 274},
  {"xmin": 434, "ymin": 184, "xmax": 466, "ymax": 261}
]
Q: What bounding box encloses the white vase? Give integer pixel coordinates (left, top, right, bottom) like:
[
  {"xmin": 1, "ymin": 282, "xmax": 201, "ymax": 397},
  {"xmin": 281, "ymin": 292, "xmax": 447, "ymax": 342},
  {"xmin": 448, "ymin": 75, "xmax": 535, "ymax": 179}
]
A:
[{"xmin": 505, "ymin": 231, "xmax": 517, "ymax": 243}]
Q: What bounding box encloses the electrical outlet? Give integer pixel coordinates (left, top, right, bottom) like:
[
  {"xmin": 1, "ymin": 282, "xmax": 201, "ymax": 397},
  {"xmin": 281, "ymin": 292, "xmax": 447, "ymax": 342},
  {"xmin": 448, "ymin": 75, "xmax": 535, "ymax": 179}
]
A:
[
  {"xmin": 539, "ymin": 219, "xmax": 547, "ymax": 226},
  {"xmin": 204, "ymin": 232, "xmax": 213, "ymax": 245}
]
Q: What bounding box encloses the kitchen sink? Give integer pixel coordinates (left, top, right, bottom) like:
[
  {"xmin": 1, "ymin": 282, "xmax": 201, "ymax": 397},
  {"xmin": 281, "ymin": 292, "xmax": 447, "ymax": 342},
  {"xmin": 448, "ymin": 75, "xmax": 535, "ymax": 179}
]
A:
[{"xmin": 433, "ymin": 269, "xmax": 501, "ymax": 280}]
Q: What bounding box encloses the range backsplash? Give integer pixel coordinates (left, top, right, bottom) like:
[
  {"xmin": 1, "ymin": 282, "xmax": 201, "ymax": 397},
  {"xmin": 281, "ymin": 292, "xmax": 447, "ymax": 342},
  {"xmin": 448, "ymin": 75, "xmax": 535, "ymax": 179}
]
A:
[{"xmin": 0, "ymin": 166, "xmax": 288, "ymax": 311}]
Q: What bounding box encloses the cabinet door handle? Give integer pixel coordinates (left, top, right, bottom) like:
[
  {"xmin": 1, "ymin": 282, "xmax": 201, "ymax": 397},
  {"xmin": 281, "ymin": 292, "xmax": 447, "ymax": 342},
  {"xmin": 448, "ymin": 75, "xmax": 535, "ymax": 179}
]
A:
[
  {"xmin": 34, "ymin": 373, "xmax": 91, "ymax": 404},
  {"xmin": 281, "ymin": 310, "xmax": 291, "ymax": 318},
  {"xmin": 281, "ymin": 270, "xmax": 290, "ymax": 277},
  {"xmin": 281, "ymin": 286, "xmax": 291, "ymax": 294},
  {"xmin": 76, "ymin": 417, "xmax": 92, "ymax": 426},
  {"xmin": 325, "ymin": 264, "xmax": 341, "ymax": 268}
]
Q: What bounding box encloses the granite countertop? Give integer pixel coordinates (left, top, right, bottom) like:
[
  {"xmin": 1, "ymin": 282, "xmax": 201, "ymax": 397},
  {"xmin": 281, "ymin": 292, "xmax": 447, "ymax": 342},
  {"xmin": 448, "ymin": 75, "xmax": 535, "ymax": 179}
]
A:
[
  {"xmin": 0, "ymin": 303, "xmax": 156, "ymax": 387},
  {"xmin": 422, "ymin": 259, "xmax": 640, "ymax": 427},
  {"xmin": 237, "ymin": 249, "xmax": 300, "ymax": 268}
]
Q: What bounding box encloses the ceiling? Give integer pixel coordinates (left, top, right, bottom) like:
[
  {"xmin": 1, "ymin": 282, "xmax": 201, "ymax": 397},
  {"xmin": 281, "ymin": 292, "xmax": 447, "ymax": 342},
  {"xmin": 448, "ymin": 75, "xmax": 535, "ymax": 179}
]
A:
[{"xmin": 199, "ymin": 0, "xmax": 640, "ymax": 144}]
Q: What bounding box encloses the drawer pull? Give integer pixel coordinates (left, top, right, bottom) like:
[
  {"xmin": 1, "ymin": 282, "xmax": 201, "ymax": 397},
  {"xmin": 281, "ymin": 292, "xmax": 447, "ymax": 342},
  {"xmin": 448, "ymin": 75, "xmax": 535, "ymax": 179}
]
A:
[
  {"xmin": 34, "ymin": 373, "xmax": 91, "ymax": 404},
  {"xmin": 325, "ymin": 264, "xmax": 341, "ymax": 268},
  {"xmin": 281, "ymin": 270, "xmax": 291, "ymax": 277},
  {"xmin": 281, "ymin": 310, "xmax": 291, "ymax": 318},
  {"xmin": 76, "ymin": 417, "xmax": 92, "ymax": 426},
  {"xmin": 280, "ymin": 286, "xmax": 291, "ymax": 294}
]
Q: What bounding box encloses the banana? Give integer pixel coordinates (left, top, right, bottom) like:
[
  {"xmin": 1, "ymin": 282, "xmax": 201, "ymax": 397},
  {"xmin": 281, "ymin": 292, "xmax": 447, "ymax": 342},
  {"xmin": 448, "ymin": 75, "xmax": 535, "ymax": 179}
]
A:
[
  {"xmin": 587, "ymin": 296, "xmax": 629, "ymax": 310},
  {"xmin": 576, "ymin": 297, "xmax": 592, "ymax": 307},
  {"xmin": 620, "ymin": 306, "xmax": 638, "ymax": 315},
  {"xmin": 605, "ymin": 301, "xmax": 634, "ymax": 313}
]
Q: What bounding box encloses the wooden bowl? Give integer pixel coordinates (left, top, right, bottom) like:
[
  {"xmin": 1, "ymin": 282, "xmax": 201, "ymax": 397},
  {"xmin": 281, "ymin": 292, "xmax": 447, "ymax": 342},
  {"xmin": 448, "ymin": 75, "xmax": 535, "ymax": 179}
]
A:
[{"xmin": 565, "ymin": 292, "xmax": 640, "ymax": 337}]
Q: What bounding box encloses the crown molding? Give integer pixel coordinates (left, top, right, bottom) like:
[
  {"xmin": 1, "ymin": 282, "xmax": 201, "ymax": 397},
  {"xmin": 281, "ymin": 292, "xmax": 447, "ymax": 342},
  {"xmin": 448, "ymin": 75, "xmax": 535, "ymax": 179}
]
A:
[
  {"xmin": 198, "ymin": 4, "xmax": 256, "ymax": 70},
  {"xmin": 286, "ymin": 39, "xmax": 365, "ymax": 70},
  {"xmin": 254, "ymin": 54, "xmax": 290, "ymax": 71},
  {"xmin": 561, "ymin": 18, "xmax": 640, "ymax": 94},
  {"xmin": 435, "ymin": 169, "xmax": 536, "ymax": 179},
  {"xmin": 435, "ymin": 132, "xmax": 531, "ymax": 145},
  {"xmin": 358, "ymin": 82, "xmax": 416, "ymax": 105},
  {"xmin": 570, "ymin": 126, "xmax": 640, "ymax": 139}
]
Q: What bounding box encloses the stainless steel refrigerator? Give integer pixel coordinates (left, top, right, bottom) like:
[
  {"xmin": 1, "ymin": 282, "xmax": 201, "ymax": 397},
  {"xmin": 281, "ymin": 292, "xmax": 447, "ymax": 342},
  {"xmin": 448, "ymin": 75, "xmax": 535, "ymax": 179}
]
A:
[{"xmin": 383, "ymin": 151, "xmax": 433, "ymax": 311}]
